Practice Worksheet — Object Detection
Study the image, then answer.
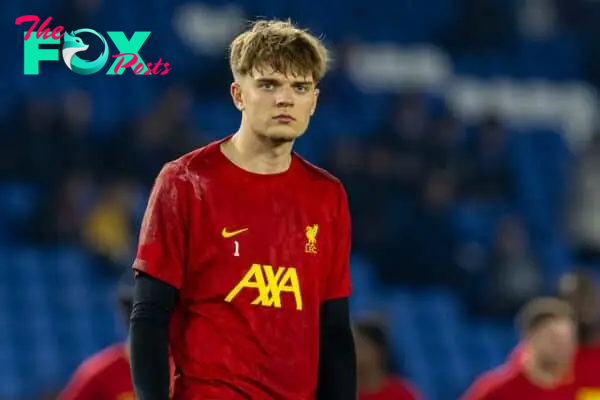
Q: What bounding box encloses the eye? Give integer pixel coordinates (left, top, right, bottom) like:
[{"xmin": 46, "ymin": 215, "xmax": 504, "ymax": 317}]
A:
[
  {"xmin": 259, "ymin": 82, "xmax": 274, "ymax": 90},
  {"xmin": 294, "ymin": 85, "xmax": 309, "ymax": 93}
]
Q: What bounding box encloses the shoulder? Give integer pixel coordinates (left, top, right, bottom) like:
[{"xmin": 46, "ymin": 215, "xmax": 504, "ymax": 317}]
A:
[
  {"xmin": 386, "ymin": 376, "xmax": 421, "ymax": 398},
  {"xmin": 153, "ymin": 140, "xmax": 226, "ymax": 198},
  {"xmin": 163, "ymin": 140, "xmax": 223, "ymax": 177},
  {"xmin": 578, "ymin": 342, "xmax": 600, "ymax": 358},
  {"xmin": 69, "ymin": 344, "xmax": 126, "ymax": 385},
  {"xmin": 461, "ymin": 365, "xmax": 520, "ymax": 400},
  {"xmin": 576, "ymin": 342, "xmax": 600, "ymax": 369},
  {"xmin": 295, "ymin": 154, "xmax": 342, "ymax": 185},
  {"xmin": 294, "ymin": 154, "xmax": 346, "ymax": 195}
]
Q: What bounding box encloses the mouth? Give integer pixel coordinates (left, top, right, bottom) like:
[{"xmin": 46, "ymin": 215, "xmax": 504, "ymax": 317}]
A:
[{"xmin": 273, "ymin": 114, "xmax": 295, "ymax": 123}]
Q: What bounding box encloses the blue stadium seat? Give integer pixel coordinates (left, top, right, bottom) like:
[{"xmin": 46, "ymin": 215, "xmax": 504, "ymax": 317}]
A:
[
  {"xmin": 349, "ymin": 254, "xmax": 382, "ymax": 317},
  {"xmin": 1, "ymin": 0, "xmax": 591, "ymax": 397},
  {"xmin": 0, "ymin": 183, "xmax": 38, "ymax": 226}
]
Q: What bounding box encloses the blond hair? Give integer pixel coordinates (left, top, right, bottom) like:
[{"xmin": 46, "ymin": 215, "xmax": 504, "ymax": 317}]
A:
[
  {"xmin": 516, "ymin": 297, "xmax": 573, "ymax": 336},
  {"xmin": 228, "ymin": 19, "xmax": 329, "ymax": 82}
]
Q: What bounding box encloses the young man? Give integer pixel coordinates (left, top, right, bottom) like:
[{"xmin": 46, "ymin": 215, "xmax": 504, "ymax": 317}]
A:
[
  {"xmin": 354, "ymin": 319, "xmax": 420, "ymax": 400},
  {"xmin": 461, "ymin": 297, "xmax": 577, "ymax": 399},
  {"xmin": 58, "ymin": 271, "xmax": 137, "ymax": 400},
  {"xmin": 558, "ymin": 269, "xmax": 600, "ymax": 395},
  {"xmin": 129, "ymin": 19, "xmax": 356, "ymax": 400}
]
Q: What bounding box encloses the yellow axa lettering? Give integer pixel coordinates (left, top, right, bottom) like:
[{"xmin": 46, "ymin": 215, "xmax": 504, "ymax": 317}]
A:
[
  {"xmin": 578, "ymin": 388, "xmax": 600, "ymax": 400},
  {"xmin": 225, "ymin": 264, "xmax": 303, "ymax": 310}
]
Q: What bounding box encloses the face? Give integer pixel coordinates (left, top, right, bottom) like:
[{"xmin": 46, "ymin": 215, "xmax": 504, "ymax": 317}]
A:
[
  {"xmin": 231, "ymin": 67, "xmax": 319, "ymax": 142},
  {"xmin": 529, "ymin": 317, "xmax": 576, "ymax": 364},
  {"xmin": 354, "ymin": 330, "xmax": 381, "ymax": 374}
]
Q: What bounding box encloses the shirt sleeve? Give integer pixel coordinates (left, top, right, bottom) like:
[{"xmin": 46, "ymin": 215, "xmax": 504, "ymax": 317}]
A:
[
  {"xmin": 58, "ymin": 362, "xmax": 105, "ymax": 400},
  {"xmin": 323, "ymin": 182, "xmax": 352, "ymax": 301},
  {"xmin": 133, "ymin": 162, "xmax": 189, "ymax": 290},
  {"xmin": 460, "ymin": 373, "xmax": 498, "ymax": 400}
]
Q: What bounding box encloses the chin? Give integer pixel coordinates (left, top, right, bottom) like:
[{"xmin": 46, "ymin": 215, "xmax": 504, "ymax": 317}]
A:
[{"xmin": 261, "ymin": 128, "xmax": 305, "ymax": 142}]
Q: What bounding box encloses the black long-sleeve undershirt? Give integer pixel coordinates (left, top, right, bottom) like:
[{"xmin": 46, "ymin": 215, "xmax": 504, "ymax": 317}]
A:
[
  {"xmin": 129, "ymin": 273, "xmax": 178, "ymax": 400},
  {"xmin": 317, "ymin": 298, "xmax": 357, "ymax": 400},
  {"xmin": 129, "ymin": 273, "xmax": 357, "ymax": 400}
]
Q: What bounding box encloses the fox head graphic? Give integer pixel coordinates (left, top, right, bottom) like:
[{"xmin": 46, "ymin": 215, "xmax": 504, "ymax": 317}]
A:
[
  {"xmin": 62, "ymin": 31, "xmax": 88, "ymax": 71},
  {"xmin": 61, "ymin": 29, "xmax": 109, "ymax": 75}
]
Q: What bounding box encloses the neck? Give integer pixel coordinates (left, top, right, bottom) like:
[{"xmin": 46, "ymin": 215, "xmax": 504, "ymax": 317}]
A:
[
  {"xmin": 223, "ymin": 129, "xmax": 293, "ymax": 175},
  {"xmin": 523, "ymin": 350, "xmax": 569, "ymax": 387},
  {"xmin": 357, "ymin": 368, "xmax": 387, "ymax": 392}
]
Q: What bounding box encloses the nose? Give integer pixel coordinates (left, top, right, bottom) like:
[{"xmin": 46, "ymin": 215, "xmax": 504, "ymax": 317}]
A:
[{"xmin": 275, "ymin": 86, "xmax": 295, "ymax": 107}]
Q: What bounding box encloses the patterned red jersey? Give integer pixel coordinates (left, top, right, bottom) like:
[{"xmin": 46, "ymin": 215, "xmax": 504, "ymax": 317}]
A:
[
  {"xmin": 460, "ymin": 363, "xmax": 576, "ymax": 400},
  {"xmin": 58, "ymin": 343, "xmax": 134, "ymax": 400},
  {"xmin": 359, "ymin": 376, "xmax": 420, "ymax": 400},
  {"xmin": 574, "ymin": 342, "xmax": 600, "ymax": 398},
  {"xmin": 506, "ymin": 341, "xmax": 600, "ymax": 398},
  {"xmin": 133, "ymin": 138, "xmax": 353, "ymax": 400}
]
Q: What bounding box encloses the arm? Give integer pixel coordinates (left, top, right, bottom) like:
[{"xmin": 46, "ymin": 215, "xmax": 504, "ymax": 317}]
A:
[
  {"xmin": 130, "ymin": 273, "xmax": 178, "ymax": 400},
  {"xmin": 317, "ymin": 183, "xmax": 356, "ymax": 400},
  {"xmin": 317, "ymin": 298, "xmax": 356, "ymax": 400},
  {"xmin": 130, "ymin": 163, "xmax": 189, "ymax": 400}
]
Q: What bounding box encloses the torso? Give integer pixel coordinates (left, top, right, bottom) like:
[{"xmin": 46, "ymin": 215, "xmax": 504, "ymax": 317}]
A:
[
  {"xmin": 574, "ymin": 343, "xmax": 600, "ymax": 398},
  {"xmin": 169, "ymin": 139, "xmax": 346, "ymax": 399}
]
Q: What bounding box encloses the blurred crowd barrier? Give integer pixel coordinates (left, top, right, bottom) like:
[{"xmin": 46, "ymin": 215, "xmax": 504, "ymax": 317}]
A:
[{"xmin": 3, "ymin": 0, "xmax": 600, "ymax": 399}]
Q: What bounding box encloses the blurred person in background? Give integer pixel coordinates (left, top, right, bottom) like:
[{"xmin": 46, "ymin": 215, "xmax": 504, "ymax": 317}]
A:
[
  {"xmin": 83, "ymin": 179, "xmax": 137, "ymax": 271},
  {"xmin": 558, "ymin": 269, "xmax": 600, "ymax": 391},
  {"xmin": 106, "ymin": 84, "xmax": 200, "ymax": 187},
  {"xmin": 569, "ymin": 132, "xmax": 600, "ymax": 265},
  {"xmin": 355, "ymin": 319, "xmax": 421, "ymax": 400},
  {"xmin": 375, "ymin": 93, "xmax": 428, "ymax": 195},
  {"xmin": 25, "ymin": 170, "xmax": 95, "ymax": 245},
  {"xmin": 436, "ymin": 0, "xmax": 516, "ymax": 55},
  {"xmin": 58, "ymin": 271, "xmax": 136, "ymax": 400},
  {"xmin": 7, "ymin": 99, "xmax": 59, "ymax": 186},
  {"xmin": 461, "ymin": 115, "xmax": 515, "ymax": 202},
  {"xmin": 422, "ymin": 112, "xmax": 463, "ymax": 172},
  {"xmin": 323, "ymin": 137, "xmax": 374, "ymax": 253},
  {"xmin": 462, "ymin": 215, "xmax": 541, "ymax": 319},
  {"xmin": 391, "ymin": 168, "xmax": 460, "ymax": 287},
  {"xmin": 461, "ymin": 297, "xmax": 577, "ymax": 399}
]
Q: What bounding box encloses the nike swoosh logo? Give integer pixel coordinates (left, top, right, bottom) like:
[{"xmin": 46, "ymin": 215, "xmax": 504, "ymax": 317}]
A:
[{"xmin": 221, "ymin": 228, "xmax": 248, "ymax": 238}]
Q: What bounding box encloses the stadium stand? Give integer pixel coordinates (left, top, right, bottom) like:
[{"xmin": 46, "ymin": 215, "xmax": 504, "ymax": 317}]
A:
[{"xmin": 2, "ymin": 0, "xmax": 600, "ymax": 398}]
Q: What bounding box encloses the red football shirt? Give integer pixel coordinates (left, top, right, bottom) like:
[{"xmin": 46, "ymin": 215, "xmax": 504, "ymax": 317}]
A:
[
  {"xmin": 507, "ymin": 341, "xmax": 600, "ymax": 398},
  {"xmin": 461, "ymin": 362, "xmax": 576, "ymax": 400},
  {"xmin": 574, "ymin": 343, "xmax": 600, "ymax": 398},
  {"xmin": 58, "ymin": 343, "xmax": 134, "ymax": 400},
  {"xmin": 133, "ymin": 138, "xmax": 353, "ymax": 400},
  {"xmin": 359, "ymin": 376, "xmax": 420, "ymax": 400}
]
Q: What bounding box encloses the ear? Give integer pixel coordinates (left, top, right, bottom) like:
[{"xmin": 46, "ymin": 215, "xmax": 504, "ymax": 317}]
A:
[
  {"xmin": 230, "ymin": 82, "xmax": 244, "ymax": 111},
  {"xmin": 310, "ymin": 88, "xmax": 320, "ymax": 116}
]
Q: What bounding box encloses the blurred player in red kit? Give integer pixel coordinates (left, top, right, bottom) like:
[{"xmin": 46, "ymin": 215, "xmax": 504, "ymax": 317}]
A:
[
  {"xmin": 129, "ymin": 19, "xmax": 356, "ymax": 400},
  {"xmin": 558, "ymin": 269, "xmax": 600, "ymax": 396},
  {"xmin": 461, "ymin": 297, "xmax": 577, "ymax": 399},
  {"xmin": 59, "ymin": 271, "xmax": 136, "ymax": 400},
  {"xmin": 355, "ymin": 319, "xmax": 421, "ymax": 400}
]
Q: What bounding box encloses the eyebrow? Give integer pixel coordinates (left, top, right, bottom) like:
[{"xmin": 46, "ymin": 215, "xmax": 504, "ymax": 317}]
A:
[{"xmin": 255, "ymin": 77, "xmax": 314, "ymax": 85}]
